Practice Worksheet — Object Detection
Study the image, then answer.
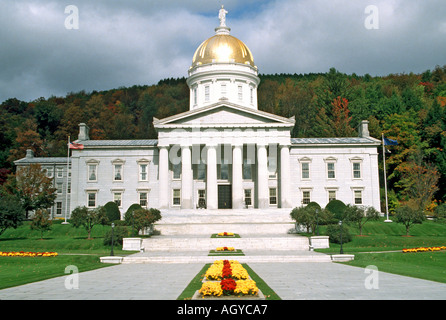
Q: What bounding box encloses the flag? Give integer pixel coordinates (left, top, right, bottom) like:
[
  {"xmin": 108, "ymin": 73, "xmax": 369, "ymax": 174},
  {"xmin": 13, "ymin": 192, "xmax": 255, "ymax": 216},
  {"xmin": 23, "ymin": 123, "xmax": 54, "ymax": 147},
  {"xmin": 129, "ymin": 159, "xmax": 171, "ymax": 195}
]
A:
[
  {"xmin": 69, "ymin": 141, "xmax": 84, "ymax": 150},
  {"xmin": 383, "ymin": 137, "xmax": 398, "ymax": 146}
]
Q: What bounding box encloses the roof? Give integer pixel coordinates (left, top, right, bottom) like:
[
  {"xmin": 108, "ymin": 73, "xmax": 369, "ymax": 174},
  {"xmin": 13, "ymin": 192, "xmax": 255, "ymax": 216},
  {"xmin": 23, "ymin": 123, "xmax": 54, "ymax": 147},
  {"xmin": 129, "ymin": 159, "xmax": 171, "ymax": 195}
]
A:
[
  {"xmin": 78, "ymin": 140, "xmax": 158, "ymax": 147},
  {"xmin": 14, "ymin": 157, "xmax": 71, "ymax": 165},
  {"xmin": 291, "ymin": 137, "xmax": 381, "ymax": 146}
]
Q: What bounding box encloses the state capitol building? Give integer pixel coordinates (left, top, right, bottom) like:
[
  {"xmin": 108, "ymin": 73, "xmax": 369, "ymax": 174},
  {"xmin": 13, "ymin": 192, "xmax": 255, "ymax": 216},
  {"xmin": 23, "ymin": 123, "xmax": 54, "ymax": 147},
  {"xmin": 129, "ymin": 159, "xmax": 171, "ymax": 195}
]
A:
[{"xmin": 15, "ymin": 7, "xmax": 381, "ymax": 220}]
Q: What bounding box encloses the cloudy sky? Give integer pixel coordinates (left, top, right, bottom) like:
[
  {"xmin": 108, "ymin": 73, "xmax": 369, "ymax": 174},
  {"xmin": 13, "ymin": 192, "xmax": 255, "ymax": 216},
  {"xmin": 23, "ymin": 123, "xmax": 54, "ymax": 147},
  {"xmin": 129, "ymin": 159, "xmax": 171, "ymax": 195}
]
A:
[{"xmin": 1, "ymin": 0, "xmax": 445, "ymax": 102}]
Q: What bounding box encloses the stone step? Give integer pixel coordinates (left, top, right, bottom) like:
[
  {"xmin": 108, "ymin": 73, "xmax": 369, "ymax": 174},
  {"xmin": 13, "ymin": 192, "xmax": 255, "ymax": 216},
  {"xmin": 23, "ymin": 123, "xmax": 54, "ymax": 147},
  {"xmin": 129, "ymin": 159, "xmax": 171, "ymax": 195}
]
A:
[
  {"xmin": 141, "ymin": 235, "xmax": 309, "ymax": 251},
  {"xmin": 121, "ymin": 253, "xmax": 332, "ymax": 264},
  {"xmin": 154, "ymin": 208, "xmax": 296, "ymax": 235}
]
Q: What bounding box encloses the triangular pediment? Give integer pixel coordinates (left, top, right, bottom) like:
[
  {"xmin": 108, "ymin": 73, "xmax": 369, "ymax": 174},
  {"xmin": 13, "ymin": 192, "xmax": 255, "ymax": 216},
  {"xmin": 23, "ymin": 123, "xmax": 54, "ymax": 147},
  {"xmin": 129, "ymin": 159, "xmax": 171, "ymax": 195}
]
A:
[{"xmin": 153, "ymin": 102, "xmax": 294, "ymax": 128}]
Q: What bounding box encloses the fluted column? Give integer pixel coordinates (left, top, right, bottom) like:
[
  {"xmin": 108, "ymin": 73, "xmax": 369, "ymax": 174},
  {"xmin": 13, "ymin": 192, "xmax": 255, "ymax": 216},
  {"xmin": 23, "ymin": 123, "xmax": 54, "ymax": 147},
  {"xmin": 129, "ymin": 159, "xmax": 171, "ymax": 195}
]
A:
[
  {"xmin": 206, "ymin": 144, "xmax": 218, "ymax": 209},
  {"xmin": 280, "ymin": 144, "xmax": 291, "ymax": 208},
  {"xmin": 257, "ymin": 143, "xmax": 269, "ymax": 208},
  {"xmin": 158, "ymin": 146, "xmax": 169, "ymax": 209},
  {"xmin": 181, "ymin": 145, "xmax": 193, "ymax": 209},
  {"xmin": 232, "ymin": 144, "xmax": 243, "ymax": 209}
]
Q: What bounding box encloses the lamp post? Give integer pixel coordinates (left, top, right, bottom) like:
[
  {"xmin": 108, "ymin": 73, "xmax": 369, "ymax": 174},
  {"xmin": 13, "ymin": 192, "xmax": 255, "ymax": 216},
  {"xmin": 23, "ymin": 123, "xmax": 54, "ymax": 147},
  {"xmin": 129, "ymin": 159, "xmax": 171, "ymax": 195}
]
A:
[
  {"xmin": 338, "ymin": 220, "xmax": 344, "ymax": 254},
  {"xmin": 110, "ymin": 223, "xmax": 115, "ymax": 256}
]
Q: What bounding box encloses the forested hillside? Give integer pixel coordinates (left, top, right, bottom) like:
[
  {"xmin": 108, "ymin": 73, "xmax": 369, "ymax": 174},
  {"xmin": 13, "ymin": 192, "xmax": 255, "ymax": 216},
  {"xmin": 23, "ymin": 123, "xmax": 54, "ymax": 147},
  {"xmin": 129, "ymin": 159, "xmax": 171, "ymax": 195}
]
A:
[{"xmin": 1, "ymin": 66, "xmax": 445, "ymax": 211}]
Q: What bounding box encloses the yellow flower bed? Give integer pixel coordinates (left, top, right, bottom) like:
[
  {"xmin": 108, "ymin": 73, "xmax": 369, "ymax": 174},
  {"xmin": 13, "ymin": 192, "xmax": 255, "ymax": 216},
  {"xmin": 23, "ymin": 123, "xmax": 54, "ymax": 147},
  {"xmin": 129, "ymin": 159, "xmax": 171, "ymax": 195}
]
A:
[
  {"xmin": 199, "ymin": 260, "xmax": 259, "ymax": 297},
  {"xmin": 204, "ymin": 260, "xmax": 249, "ymax": 280},
  {"xmin": 0, "ymin": 251, "xmax": 58, "ymax": 257},
  {"xmin": 199, "ymin": 282, "xmax": 223, "ymax": 297},
  {"xmin": 234, "ymin": 279, "xmax": 259, "ymax": 296},
  {"xmin": 403, "ymin": 246, "xmax": 446, "ymax": 253},
  {"xmin": 217, "ymin": 232, "xmax": 234, "ymax": 236},
  {"xmin": 216, "ymin": 247, "xmax": 235, "ymax": 251}
]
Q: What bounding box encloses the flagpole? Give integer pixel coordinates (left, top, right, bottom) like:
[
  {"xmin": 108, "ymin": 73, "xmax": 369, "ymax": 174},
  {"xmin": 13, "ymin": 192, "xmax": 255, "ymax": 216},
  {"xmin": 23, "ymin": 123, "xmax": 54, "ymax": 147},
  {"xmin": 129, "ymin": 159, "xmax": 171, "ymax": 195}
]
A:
[
  {"xmin": 382, "ymin": 133, "xmax": 392, "ymax": 222},
  {"xmin": 62, "ymin": 136, "xmax": 71, "ymax": 225}
]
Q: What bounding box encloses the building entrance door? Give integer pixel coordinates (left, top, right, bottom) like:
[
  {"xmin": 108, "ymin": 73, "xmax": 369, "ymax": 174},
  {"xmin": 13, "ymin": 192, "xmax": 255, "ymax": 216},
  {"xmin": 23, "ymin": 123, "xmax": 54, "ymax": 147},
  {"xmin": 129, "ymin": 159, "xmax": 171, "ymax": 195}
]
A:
[{"xmin": 218, "ymin": 185, "xmax": 232, "ymax": 209}]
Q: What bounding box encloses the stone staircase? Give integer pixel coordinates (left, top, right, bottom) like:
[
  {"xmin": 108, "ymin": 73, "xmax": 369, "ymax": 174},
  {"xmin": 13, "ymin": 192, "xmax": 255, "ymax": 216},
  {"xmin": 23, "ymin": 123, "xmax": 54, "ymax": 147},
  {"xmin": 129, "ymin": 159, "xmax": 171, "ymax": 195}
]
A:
[{"xmin": 121, "ymin": 209, "xmax": 332, "ymax": 263}]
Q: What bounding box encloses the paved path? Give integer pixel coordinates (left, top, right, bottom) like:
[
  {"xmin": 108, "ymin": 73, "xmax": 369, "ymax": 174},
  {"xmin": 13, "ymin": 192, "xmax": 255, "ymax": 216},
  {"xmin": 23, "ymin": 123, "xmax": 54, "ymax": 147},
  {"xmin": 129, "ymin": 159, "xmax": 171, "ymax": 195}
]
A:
[{"xmin": 1, "ymin": 259, "xmax": 446, "ymax": 300}]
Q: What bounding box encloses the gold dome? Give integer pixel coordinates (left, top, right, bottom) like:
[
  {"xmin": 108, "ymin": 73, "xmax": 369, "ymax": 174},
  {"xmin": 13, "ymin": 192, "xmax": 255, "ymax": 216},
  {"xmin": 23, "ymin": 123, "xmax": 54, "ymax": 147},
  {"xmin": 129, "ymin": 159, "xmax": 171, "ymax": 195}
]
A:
[{"xmin": 191, "ymin": 33, "xmax": 255, "ymax": 68}]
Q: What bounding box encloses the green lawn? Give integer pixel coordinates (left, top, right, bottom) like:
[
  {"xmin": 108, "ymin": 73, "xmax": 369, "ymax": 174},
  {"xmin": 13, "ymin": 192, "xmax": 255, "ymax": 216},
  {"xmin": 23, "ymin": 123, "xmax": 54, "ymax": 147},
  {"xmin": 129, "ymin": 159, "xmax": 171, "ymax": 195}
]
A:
[
  {"xmin": 0, "ymin": 220, "xmax": 133, "ymax": 290},
  {"xmin": 315, "ymin": 218, "xmax": 446, "ymax": 283}
]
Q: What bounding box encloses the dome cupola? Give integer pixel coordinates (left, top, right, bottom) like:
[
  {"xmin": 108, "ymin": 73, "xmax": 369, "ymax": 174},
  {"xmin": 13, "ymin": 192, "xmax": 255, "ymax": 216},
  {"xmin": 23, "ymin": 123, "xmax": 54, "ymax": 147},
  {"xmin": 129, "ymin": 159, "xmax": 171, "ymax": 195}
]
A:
[{"xmin": 187, "ymin": 6, "xmax": 260, "ymax": 111}]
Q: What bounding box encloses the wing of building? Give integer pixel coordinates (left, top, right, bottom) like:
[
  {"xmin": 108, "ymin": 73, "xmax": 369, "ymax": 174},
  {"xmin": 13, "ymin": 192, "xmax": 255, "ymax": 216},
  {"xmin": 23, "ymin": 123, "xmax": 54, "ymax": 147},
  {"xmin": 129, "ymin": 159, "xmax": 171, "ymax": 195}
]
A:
[{"xmin": 14, "ymin": 9, "xmax": 381, "ymax": 219}]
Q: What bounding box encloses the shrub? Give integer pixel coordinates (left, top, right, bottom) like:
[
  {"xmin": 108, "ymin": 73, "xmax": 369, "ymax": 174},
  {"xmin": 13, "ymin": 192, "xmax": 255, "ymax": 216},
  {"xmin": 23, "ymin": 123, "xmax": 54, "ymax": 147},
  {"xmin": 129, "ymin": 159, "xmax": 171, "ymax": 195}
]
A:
[
  {"xmin": 326, "ymin": 224, "xmax": 352, "ymax": 244},
  {"xmin": 103, "ymin": 226, "xmax": 129, "ymax": 246},
  {"xmin": 104, "ymin": 201, "xmax": 121, "ymax": 223},
  {"xmin": 325, "ymin": 200, "xmax": 347, "ymax": 220}
]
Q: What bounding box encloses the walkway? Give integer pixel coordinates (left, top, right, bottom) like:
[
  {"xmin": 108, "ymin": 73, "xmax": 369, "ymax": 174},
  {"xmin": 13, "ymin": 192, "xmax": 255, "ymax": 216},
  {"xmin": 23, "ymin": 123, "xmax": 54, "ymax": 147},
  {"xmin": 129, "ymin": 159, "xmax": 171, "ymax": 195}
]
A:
[{"xmin": 1, "ymin": 256, "xmax": 446, "ymax": 300}]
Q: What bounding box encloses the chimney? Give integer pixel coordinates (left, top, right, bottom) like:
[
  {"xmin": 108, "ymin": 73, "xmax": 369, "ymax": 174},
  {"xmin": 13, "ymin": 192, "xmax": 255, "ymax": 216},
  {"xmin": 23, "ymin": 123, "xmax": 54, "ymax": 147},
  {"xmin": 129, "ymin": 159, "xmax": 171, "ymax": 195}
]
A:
[
  {"xmin": 78, "ymin": 123, "xmax": 90, "ymax": 141},
  {"xmin": 358, "ymin": 120, "xmax": 370, "ymax": 138},
  {"xmin": 26, "ymin": 149, "xmax": 34, "ymax": 159}
]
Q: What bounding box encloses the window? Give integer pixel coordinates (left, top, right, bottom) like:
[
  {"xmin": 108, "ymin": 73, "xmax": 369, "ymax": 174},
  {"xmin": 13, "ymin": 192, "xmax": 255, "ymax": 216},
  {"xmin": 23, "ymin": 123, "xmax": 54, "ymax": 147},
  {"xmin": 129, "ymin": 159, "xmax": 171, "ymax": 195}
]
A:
[
  {"xmin": 139, "ymin": 192, "xmax": 148, "ymax": 207},
  {"xmin": 243, "ymin": 159, "xmax": 252, "ymax": 180},
  {"xmin": 114, "ymin": 164, "xmax": 123, "ymax": 181},
  {"xmin": 301, "ymin": 162, "xmax": 310, "ymax": 179},
  {"xmin": 57, "ymin": 182, "xmax": 63, "ymax": 194},
  {"xmin": 250, "ymin": 87, "xmax": 254, "ymax": 104},
  {"xmin": 353, "ymin": 162, "xmax": 361, "ymax": 179},
  {"xmin": 196, "ymin": 163, "xmax": 206, "ymax": 180},
  {"xmin": 205, "ymin": 85, "xmax": 210, "ymax": 102},
  {"xmin": 139, "ymin": 164, "xmax": 148, "ymax": 181},
  {"xmin": 354, "ymin": 190, "xmax": 363, "ymax": 204},
  {"xmin": 56, "ymin": 167, "xmax": 63, "ymax": 178},
  {"xmin": 113, "ymin": 192, "xmax": 122, "ymax": 207},
  {"xmin": 56, "ymin": 202, "xmax": 62, "ymax": 215},
  {"xmin": 268, "ymin": 146, "xmax": 277, "ymax": 179},
  {"xmin": 173, "ymin": 189, "xmax": 181, "ymax": 206},
  {"xmin": 221, "ymin": 83, "xmax": 227, "ymax": 97},
  {"xmin": 327, "ymin": 162, "xmax": 336, "ymax": 179},
  {"xmin": 67, "ymin": 182, "xmax": 71, "ymax": 194},
  {"xmin": 269, "ymin": 188, "xmax": 277, "ymax": 205},
  {"xmin": 172, "ymin": 163, "xmax": 181, "ymax": 180},
  {"xmin": 193, "ymin": 88, "xmax": 197, "ymax": 105},
  {"xmin": 45, "ymin": 167, "xmax": 53, "ymax": 178},
  {"xmin": 238, "ymin": 85, "xmax": 243, "ymax": 100},
  {"xmin": 244, "ymin": 189, "xmax": 252, "ymax": 206},
  {"xmin": 218, "ymin": 163, "xmax": 229, "ymax": 180},
  {"xmin": 302, "ymin": 191, "xmax": 311, "ymax": 205},
  {"xmin": 87, "ymin": 192, "xmax": 96, "ymax": 208},
  {"xmin": 88, "ymin": 164, "xmax": 97, "ymax": 181},
  {"xmin": 328, "ymin": 190, "xmax": 336, "ymax": 202}
]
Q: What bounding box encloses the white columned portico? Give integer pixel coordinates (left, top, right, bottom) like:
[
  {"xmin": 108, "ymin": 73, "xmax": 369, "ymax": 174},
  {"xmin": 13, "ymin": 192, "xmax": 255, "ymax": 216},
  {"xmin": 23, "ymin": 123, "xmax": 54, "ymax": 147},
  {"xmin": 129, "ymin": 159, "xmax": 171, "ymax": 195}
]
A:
[
  {"xmin": 158, "ymin": 146, "xmax": 169, "ymax": 209},
  {"xmin": 206, "ymin": 144, "xmax": 218, "ymax": 209},
  {"xmin": 280, "ymin": 144, "xmax": 291, "ymax": 208},
  {"xmin": 257, "ymin": 143, "xmax": 269, "ymax": 208},
  {"xmin": 232, "ymin": 144, "xmax": 243, "ymax": 209},
  {"xmin": 181, "ymin": 145, "xmax": 193, "ymax": 209}
]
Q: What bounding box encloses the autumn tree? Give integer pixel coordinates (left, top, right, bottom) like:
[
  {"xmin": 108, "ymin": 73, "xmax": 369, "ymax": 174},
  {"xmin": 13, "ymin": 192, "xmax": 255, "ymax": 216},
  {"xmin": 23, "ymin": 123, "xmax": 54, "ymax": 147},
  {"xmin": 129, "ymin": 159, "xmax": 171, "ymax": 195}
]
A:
[
  {"xmin": 396, "ymin": 150, "xmax": 440, "ymax": 211},
  {"xmin": 30, "ymin": 209, "xmax": 52, "ymax": 239},
  {"xmin": 1, "ymin": 164, "xmax": 57, "ymax": 219}
]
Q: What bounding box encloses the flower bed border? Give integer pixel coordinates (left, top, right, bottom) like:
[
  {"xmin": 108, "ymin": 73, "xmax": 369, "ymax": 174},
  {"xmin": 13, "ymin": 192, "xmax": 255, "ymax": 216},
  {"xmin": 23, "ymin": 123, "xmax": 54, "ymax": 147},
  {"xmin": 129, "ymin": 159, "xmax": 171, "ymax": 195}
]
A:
[
  {"xmin": 193, "ymin": 260, "xmax": 265, "ymax": 300},
  {"xmin": 0, "ymin": 251, "xmax": 58, "ymax": 257},
  {"xmin": 211, "ymin": 233, "xmax": 240, "ymax": 238},
  {"xmin": 208, "ymin": 249, "xmax": 244, "ymax": 256}
]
